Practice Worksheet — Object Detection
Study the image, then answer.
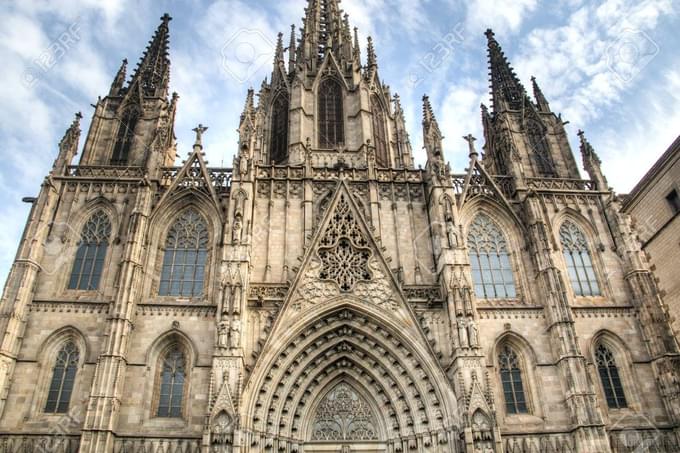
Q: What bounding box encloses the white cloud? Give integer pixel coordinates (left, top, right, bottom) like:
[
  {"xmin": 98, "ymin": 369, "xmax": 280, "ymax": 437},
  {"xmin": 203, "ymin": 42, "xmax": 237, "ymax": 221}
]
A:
[{"xmin": 464, "ymin": 0, "xmax": 538, "ymax": 35}]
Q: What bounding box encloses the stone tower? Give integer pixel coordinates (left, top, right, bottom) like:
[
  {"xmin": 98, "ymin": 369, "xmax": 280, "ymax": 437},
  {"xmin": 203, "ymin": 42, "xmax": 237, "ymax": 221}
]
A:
[{"xmin": 0, "ymin": 4, "xmax": 678, "ymax": 453}]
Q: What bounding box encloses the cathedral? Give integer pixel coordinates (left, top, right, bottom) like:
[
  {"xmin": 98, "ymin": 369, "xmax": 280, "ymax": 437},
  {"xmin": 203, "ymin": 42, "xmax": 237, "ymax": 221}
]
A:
[{"xmin": 1, "ymin": 3, "xmax": 679, "ymax": 452}]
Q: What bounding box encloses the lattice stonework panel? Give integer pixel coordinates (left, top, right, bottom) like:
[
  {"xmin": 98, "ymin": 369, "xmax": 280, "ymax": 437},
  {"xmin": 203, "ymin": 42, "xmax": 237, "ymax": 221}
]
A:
[
  {"xmin": 312, "ymin": 383, "xmax": 379, "ymax": 441},
  {"xmin": 318, "ymin": 195, "xmax": 371, "ymax": 291}
]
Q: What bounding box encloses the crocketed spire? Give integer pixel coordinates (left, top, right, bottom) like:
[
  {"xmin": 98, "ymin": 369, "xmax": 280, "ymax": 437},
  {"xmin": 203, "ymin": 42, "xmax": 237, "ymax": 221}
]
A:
[
  {"xmin": 485, "ymin": 29, "xmax": 527, "ymax": 112},
  {"xmin": 128, "ymin": 14, "xmax": 172, "ymax": 98}
]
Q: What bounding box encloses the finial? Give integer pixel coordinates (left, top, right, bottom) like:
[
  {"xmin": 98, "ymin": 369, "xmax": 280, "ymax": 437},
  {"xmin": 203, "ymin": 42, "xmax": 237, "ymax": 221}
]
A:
[
  {"xmin": 192, "ymin": 124, "xmax": 209, "ymax": 148},
  {"xmin": 367, "ymin": 36, "xmax": 377, "ymax": 67},
  {"xmin": 463, "ymin": 134, "xmax": 478, "ymax": 158},
  {"xmin": 161, "ymin": 13, "xmax": 172, "ymax": 24}
]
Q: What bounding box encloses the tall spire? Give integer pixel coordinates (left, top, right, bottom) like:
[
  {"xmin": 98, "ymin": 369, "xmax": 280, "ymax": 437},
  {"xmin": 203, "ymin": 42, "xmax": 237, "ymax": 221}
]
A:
[
  {"xmin": 366, "ymin": 36, "xmax": 377, "ymax": 68},
  {"xmin": 299, "ymin": 0, "xmax": 353, "ymax": 71},
  {"xmin": 422, "ymin": 95, "xmax": 441, "ymax": 136},
  {"xmin": 531, "ymin": 76, "xmax": 550, "ymax": 112},
  {"xmin": 485, "ymin": 29, "xmax": 527, "ymax": 112},
  {"xmin": 129, "ymin": 13, "xmax": 172, "ymax": 98},
  {"xmin": 52, "ymin": 112, "xmax": 82, "ymax": 175},
  {"xmin": 240, "ymin": 88, "xmax": 255, "ymax": 125},
  {"xmin": 353, "ymin": 27, "xmax": 361, "ymax": 64},
  {"xmin": 109, "ymin": 58, "xmax": 127, "ymax": 96}
]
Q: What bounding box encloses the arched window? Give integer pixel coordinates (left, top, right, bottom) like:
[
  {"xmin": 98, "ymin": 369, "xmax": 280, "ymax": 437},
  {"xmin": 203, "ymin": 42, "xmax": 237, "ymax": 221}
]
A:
[
  {"xmin": 159, "ymin": 209, "xmax": 209, "ymax": 297},
  {"xmin": 156, "ymin": 345, "xmax": 186, "ymax": 417},
  {"xmin": 269, "ymin": 93, "xmax": 289, "ymax": 164},
  {"xmin": 371, "ymin": 96, "xmax": 388, "ymax": 167},
  {"xmin": 527, "ymin": 122, "xmax": 555, "ymax": 177},
  {"xmin": 68, "ymin": 211, "xmax": 111, "ymax": 290},
  {"xmin": 111, "ymin": 107, "xmax": 139, "ymax": 165},
  {"xmin": 45, "ymin": 342, "xmax": 79, "ymax": 413},
  {"xmin": 595, "ymin": 344, "xmax": 627, "ymax": 409},
  {"xmin": 467, "ymin": 214, "xmax": 516, "ymax": 299},
  {"xmin": 559, "ymin": 221, "xmax": 600, "ymax": 296},
  {"xmin": 318, "ymin": 78, "xmax": 344, "ymax": 148},
  {"xmin": 498, "ymin": 345, "xmax": 527, "ymax": 414}
]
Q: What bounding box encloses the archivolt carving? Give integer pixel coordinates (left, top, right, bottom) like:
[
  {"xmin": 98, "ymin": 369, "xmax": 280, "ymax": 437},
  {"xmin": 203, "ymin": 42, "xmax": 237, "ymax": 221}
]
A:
[{"xmin": 245, "ymin": 308, "xmax": 452, "ymax": 444}]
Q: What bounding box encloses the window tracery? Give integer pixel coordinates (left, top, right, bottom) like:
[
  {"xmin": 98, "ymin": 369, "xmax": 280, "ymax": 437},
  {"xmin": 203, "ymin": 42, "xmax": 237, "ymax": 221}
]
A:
[
  {"xmin": 467, "ymin": 214, "xmax": 516, "ymax": 299},
  {"xmin": 595, "ymin": 344, "xmax": 627, "ymax": 409},
  {"xmin": 270, "ymin": 93, "xmax": 289, "ymax": 164},
  {"xmin": 318, "ymin": 78, "xmax": 344, "ymax": 148},
  {"xmin": 111, "ymin": 107, "xmax": 139, "ymax": 165},
  {"xmin": 498, "ymin": 345, "xmax": 528, "ymax": 414},
  {"xmin": 68, "ymin": 210, "xmax": 111, "ymax": 290},
  {"xmin": 318, "ymin": 195, "xmax": 371, "ymax": 291},
  {"xmin": 156, "ymin": 345, "xmax": 186, "ymax": 417},
  {"xmin": 311, "ymin": 383, "xmax": 378, "ymax": 441},
  {"xmin": 159, "ymin": 209, "xmax": 209, "ymax": 297},
  {"xmin": 559, "ymin": 221, "xmax": 600, "ymax": 297},
  {"xmin": 45, "ymin": 342, "xmax": 79, "ymax": 413},
  {"xmin": 371, "ymin": 96, "xmax": 388, "ymax": 167}
]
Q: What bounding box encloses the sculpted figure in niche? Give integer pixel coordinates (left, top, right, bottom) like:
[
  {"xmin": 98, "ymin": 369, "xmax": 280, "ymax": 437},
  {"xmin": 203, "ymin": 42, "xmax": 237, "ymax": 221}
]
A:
[
  {"xmin": 446, "ymin": 215, "xmax": 458, "ymax": 248},
  {"xmin": 229, "ymin": 318, "xmax": 241, "ymax": 349},
  {"xmin": 468, "ymin": 320, "xmax": 479, "ymax": 347},
  {"xmin": 458, "ymin": 319, "xmax": 469, "ymax": 348},
  {"xmin": 232, "ymin": 214, "xmax": 242, "ymax": 245},
  {"xmin": 217, "ymin": 321, "xmax": 229, "ymax": 348}
]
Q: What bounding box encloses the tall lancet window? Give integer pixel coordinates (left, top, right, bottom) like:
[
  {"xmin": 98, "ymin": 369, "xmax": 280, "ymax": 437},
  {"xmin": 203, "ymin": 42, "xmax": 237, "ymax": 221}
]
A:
[
  {"xmin": 156, "ymin": 345, "xmax": 186, "ymax": 417},
  {"xmin": 270, "ymin": 93, "xmax": 289, "ymax": 164},
  {"xmin": 559, "ymin": 221, "xmax": 600, "ymax": 297},
  {"xmin": 318, "ymin": 78, "xmax": 344, "ymax": 148},
  {"xmin": 595, "ymin": 344, "xmax": 627, "ymax": 409},
  {"xmin": 371, "ymin": 96, "xmax": 389, "ymax": 167},
  {"xmin": 68, "ymin": 211, "xmax": 111, "ymax": 290},
  {"xmin": 527, "ymin": 122, "xmax": 555, "ymax": 176},
  {"xmin": 467, "ymin": 214, "xmax": 516, "ymax": 299},
  {"xmin": 111, "ymin": 107, "xmax": 139, "ymax": 165},
  {"xmin": 159, "ymin": 209, "xmax": 209, "ymax": 297},
  {"xmin": 45, "ymin": 342, "xmax": 79, "ymax": 413},
  {"xmin": 498, "ymin": 345, "xmax": 528, "ymax": 414}
]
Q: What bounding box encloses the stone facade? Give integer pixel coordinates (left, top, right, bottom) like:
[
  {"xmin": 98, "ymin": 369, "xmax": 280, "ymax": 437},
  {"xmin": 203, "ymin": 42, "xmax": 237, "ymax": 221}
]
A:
[
  {"xmin": 622, "ymin": 136, "xmax": 680, "ymax": 333},
  {"xmin": 0, "ymin": 5, "xmax": 679, "ymax": 453}
]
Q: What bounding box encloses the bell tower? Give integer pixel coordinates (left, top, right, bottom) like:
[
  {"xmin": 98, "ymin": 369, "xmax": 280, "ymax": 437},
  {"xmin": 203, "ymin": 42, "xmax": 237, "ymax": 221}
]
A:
[{"xmin": 78, "ymin": 14, "xmax": 177, "ymax": 177}]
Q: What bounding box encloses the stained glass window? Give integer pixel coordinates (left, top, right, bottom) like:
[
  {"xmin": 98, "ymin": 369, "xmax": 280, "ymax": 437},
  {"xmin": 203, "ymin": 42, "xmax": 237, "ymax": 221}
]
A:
[
  {"xmin": 159, "ymin": 209, "xmax": 209, "ymax": 297},
  {"xmin": 559, "ymin": 221, "xmax": 600, "ymax": 297},
  {"xmin": 111, "ymin": 107, "xmax": 139, "ymax": 165},
  {"xmin": 45, "ymin": 342, "xmax": 79, "ymax": 413},
  {"xmin": 371, "ymin": 96, "xmax": 388, "ymax": 167},
  {"xmin": 318, "ymin": 78, "xmax": 344, "ymax": 148},
  {"xmin": 499, "ymin": 345, "xmax": 527, "ymax": 414},
  {"xmin": 312, "ymin": 383, "xmax": 378, "ymax": 441},
  {"xmin": 68, "ymin": 211, "xmax": 111, "ymax": 290},
  {"xmin": 595, "ymin": 344, "xmax": 627, "ymax": 409},
  {"xmin": 270, "ymin": 93, "xmax": 289, "ymax": 164},
  {"xmin": 157, "ymin": 346, "xmax": 186, "ymax": 417},
  {"xmin": 467, "ymin": 214, "xmax": 516, "ymax": 299}
]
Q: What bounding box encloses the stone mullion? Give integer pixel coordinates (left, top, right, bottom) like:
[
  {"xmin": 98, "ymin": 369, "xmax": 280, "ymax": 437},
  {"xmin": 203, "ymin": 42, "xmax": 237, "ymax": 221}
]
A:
[
  {"xmin": 78, "ymin": 184, "xmax": 152, "ymax": 453},
  {"xmin": 523, "ymin": 195, "xmax": 610, "ymax": 453},
  {"xmin": 0, "ymin": 178, "xmax": 60, "ymax": 417}
]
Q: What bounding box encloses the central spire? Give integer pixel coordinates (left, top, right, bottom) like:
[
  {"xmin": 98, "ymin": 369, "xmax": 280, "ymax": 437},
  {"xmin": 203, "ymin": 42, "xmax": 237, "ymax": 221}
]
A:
[
  {"xmin": 128, "ymin": 13, "xmax": 172, "ymax": 98},
  {"xmin": 299, "ymin": 0, "xmax": 355, "ymax": 73}
]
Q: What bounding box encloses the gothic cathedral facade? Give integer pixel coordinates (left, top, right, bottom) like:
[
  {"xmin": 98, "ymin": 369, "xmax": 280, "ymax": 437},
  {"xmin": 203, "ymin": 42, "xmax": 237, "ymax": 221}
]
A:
[{"xmin": 0, "ymin": 4, "xmax": 679, "ymax": 453}]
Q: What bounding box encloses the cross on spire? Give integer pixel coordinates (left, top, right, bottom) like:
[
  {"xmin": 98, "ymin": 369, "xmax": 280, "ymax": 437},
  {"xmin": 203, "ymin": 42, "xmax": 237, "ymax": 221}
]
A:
[{"xmin": 192, "ymin": 124, "xmax": 209, "ymax": 148}]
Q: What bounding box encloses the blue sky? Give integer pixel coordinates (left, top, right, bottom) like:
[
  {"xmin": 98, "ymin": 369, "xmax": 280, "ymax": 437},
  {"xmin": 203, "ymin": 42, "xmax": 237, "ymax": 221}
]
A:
[{"xmin": 0, "ymin": 0, "xmax": 678, "ymax": 283}]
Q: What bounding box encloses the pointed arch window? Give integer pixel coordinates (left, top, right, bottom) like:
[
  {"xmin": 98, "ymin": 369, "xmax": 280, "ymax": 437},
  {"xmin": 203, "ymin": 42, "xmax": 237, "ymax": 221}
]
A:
[
  {"xmin": 318, "ymin": 78, "xmax": 344, "ymax": 148},
  {"xmin": 45, "ymin": 342, "xmax": 79, "ymax": 413},
  {"xmin": 498, "ymin": 345, "xmax": 527, "ymax": 414},
  {"xmin": 159, "ymin": 209, "xmax": 209, "ymax": 297},
  {"xmin": 371, "ymin": 95, "xmax": 388, "ymax": 167},
  {"xmin": 270, "ymin": 93, "xmax": 289, "ymax": 164},
  {"xmin": 156, "ymin": 345, "xmax": 186, "ymax": 417},
  {"xmin": 527, "ymin": 122, "xmax": 555, "ymax": 176},
  {"xmin": 68, "ymin": 211, "xmax": 111, "ymax": 290},
  {"xmin": 559, "ymin": 221, "xmax": 600, "ymax": 296},
  {"xmin": 467, "ymin": 214, "xmax": 516, "ymax": 299},
  {"xmin": 111, "ymin": 107, "xmax": 139, "ymax": 165},
  {"xmin": 595, "ymin": 344, "xmax": 627, "ymax": 409}
]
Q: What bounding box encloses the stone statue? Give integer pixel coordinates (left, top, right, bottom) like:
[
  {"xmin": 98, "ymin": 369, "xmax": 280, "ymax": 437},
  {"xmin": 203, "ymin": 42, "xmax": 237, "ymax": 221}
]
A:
[
  {"xmin": 446, "ymin": 216, "xmax": 458, "ymax": 248},
  {"xmin": 468, "ymin": 320, "xmax": 479, "ymax": 347},
  {"xmin": 229, "ymin": 319, "xmax": 241, "ymax": 349},
  {"xmin": 217, "ymin": 321, "xmax": 229, "ymax": 348},
  {"xmin": 458, "ymin": 319, "xmax": 469, "ymax": 348},
  {"xmin": 232, "ymin": 214, "xmax": 242, "ymax": 245}
]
